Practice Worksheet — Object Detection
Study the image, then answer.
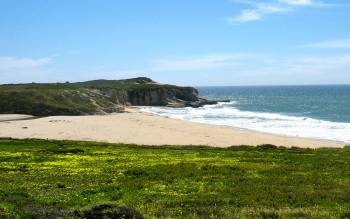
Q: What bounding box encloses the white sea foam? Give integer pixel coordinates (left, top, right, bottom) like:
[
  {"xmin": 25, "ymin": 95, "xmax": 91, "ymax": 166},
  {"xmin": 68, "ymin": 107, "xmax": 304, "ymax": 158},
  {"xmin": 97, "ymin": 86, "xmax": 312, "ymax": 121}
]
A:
[{"xmin": 141, "ymin": 102, "xmax": 350, "ymax": 143}]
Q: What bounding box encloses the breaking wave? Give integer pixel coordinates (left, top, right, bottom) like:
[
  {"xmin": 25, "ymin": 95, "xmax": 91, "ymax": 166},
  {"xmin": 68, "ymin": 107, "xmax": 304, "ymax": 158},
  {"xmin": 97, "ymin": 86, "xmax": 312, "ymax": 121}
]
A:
[{"xmin": 141, "ymin": 101, "xmax": 350, "ymax": 143}]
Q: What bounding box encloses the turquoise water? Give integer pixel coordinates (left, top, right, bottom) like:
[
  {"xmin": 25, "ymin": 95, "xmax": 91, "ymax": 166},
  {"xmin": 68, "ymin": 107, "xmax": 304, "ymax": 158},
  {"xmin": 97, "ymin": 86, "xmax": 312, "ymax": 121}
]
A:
[
  {"xmin": 197, "ymin": 85, "xmax": 350, "ymax": 123},
  {"xmin": 141, "ymin": 85, "xmax": 350, "ymax": 143}
]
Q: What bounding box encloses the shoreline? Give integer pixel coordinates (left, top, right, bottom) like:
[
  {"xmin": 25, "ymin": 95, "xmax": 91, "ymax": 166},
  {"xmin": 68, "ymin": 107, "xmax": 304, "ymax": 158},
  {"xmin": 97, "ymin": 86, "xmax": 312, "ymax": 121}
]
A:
[
  {"xmin": 139, "ymin": 108, "xmax": 346, "ymax": 146},
  {"xmin": 0, "ymin": 108, "xmax": 345, "ymax": 148},
  {"xmin": 136, "ymin": 107, "xmax": 346, "ymax": 147}
]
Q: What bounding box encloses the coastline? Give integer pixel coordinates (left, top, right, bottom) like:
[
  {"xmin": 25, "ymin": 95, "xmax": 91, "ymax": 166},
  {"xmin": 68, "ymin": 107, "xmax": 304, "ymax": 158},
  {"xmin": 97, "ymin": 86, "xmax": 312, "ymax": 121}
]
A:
[
  {"xmin": 0, "ymin": 108, "xmax": 345, "ymax": 148},
  {"xmin": 140, "ymin": 108, "xmax": 346, "ymax": 146},
  {"xmin": 137, "ymin": 107, "xmax": 346, "ymax": 148}
]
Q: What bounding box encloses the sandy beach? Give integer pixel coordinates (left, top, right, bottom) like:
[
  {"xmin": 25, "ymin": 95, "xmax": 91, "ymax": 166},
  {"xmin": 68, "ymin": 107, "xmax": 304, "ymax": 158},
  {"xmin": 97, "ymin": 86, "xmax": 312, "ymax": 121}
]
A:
[{"xmin": 0, "ymin": 108, "xmax": 344, "ymax": 148}]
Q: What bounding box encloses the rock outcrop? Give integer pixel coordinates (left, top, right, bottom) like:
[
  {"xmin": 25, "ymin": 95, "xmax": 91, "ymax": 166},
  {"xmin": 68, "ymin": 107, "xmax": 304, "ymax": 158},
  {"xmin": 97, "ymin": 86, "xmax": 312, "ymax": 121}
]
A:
[{"xmin": 127, "ymin": 86, "xmax": 216, "ymax": 108}]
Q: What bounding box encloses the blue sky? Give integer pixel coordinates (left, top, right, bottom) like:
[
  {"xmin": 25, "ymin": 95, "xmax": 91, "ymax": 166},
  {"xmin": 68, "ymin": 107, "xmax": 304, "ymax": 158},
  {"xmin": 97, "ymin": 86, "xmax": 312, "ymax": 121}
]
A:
[{"xmin": 0, "ymin": 0, "xmax": 350, "ymax": 86}]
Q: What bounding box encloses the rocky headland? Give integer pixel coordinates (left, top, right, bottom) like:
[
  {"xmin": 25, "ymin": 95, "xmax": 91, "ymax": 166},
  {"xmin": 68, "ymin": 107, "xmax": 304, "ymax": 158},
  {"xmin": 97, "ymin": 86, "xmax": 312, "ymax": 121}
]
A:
[{"xmin": 0, "ymin": 77, "xmax": 218, "ymax": 116}]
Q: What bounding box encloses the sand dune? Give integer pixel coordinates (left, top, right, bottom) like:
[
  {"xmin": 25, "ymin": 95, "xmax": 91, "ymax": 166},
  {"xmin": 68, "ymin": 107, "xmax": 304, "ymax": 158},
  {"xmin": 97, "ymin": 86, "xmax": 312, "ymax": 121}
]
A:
[{"xmin": 0, "ymin": 108, "xmax": 344, "ymax": 148}]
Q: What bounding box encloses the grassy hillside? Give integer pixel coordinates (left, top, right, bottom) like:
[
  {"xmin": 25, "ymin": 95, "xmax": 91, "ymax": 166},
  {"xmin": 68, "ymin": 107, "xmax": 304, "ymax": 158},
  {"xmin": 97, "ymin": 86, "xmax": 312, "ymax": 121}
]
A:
[
  {"xmin": 0, "ymin": 87, "xmax": 99, "ymax": 116},
  {"xmin": 1, "ymin": 139, "xmax": 350, "ymax": 218}
]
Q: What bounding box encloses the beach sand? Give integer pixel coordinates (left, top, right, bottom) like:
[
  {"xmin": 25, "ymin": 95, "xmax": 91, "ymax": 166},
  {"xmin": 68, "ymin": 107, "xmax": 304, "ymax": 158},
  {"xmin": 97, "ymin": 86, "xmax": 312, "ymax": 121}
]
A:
[
  {"xmin": 0, "ymin": 108, "xmax": 344, "ymax": 148},
  {"xmin": 0, "ymin": 114, "xmax": 36, "ymax": 122}
]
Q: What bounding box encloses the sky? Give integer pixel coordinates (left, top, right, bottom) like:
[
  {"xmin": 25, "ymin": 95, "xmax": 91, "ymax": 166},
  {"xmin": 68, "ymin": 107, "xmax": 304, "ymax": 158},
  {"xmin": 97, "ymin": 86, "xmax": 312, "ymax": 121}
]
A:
[{"xmin": 0, "ymin": 0, "xmax": 350, "ymax": 86}]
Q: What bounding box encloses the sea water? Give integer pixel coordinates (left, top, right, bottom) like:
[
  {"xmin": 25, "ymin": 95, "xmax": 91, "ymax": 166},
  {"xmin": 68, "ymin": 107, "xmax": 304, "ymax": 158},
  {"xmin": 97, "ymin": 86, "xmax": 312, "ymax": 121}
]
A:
[{"xmin": 141, "ymin": 85, "xmax": 350, "ymax": 143}]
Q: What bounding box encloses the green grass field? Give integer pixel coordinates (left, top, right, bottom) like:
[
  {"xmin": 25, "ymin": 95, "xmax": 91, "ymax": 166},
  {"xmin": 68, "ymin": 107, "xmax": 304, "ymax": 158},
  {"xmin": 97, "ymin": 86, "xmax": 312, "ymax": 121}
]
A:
[{"xmin": 1, "ymin": 139, "xmax": 350, "ymax": 218}]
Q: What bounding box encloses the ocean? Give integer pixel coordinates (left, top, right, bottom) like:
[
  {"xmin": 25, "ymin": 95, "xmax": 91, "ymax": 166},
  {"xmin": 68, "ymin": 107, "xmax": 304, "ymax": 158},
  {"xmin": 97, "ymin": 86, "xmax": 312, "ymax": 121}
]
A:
[{"xmin": 141, "ymin": 85, "xmax": 350, "ymax": 143}]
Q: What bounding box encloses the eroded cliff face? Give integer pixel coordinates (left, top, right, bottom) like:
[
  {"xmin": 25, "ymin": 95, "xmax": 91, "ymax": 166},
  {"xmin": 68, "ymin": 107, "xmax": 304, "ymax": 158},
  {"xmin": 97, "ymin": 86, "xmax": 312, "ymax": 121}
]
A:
[
  {"xmin": 97, "ymin": 86, "xmax": 216, "ymax": 110},
  {"xmin": 92, "ymin": 77, "xmax": 217, "ymax": 109},
  {"xmin": 127, "ymin": 87, "xmax": 202, "ymax": 107}
]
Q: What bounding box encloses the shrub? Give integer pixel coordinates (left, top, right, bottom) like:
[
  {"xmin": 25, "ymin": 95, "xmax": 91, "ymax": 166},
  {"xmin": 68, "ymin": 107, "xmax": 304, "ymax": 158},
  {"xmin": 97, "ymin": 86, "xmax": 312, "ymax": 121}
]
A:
[
  {"xmin": 257, "ymin": 144, "xmax": 278, "ymax": 150},
  {"xmin": 78, "ymin": 204, "xmax": 144, "ymax": 219}
]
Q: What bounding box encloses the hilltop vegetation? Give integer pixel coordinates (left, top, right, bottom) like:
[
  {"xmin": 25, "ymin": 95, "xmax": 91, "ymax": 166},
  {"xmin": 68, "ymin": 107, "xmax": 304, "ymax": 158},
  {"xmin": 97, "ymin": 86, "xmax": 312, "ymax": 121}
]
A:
[
  {"xmin": 1, "ymin": 139, "xmax": 350, "ymax": 218},
  {"xmin": 0, "ymin": 77, "xmax": 214, "ymax": 116},
  {"xmin": 1, "ymin": 77, "xmax": 168, "ymax": 90}
]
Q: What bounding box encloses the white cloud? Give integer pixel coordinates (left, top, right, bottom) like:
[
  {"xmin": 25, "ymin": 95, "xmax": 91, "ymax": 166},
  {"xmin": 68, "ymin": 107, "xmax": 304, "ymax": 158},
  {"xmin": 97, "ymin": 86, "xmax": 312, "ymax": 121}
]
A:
[
  {"xmin": 303, "ymin": 39, "xmax": 350, "ymax": 49},
  {"xmin": 0, "ymin": 57, "xmax": 52, "ymax": 72},
  {"xmin": 279, "ymin": 0, "xmax": 336, "ymax": 7},
  {"xmin": 227, "ymin": 10, "xmax": 261, "ymax": 23},
  {"xmin": 150, "ymin": 53, "xmax": 350, "ymax": 74},
  {"xmin": 150, "ymin": 54, "xmax": 251, "ymax": 72},
  {"xmin": 279, "ymin": 0, "xmax": 315, "ymax": 6},
  {"xmin": 228, "ymin": 3, "xmax": 289, "ymax": 23},
  {"xmin": 148, "ymin": 53, "xmax": 350, "ymax": 85},
  {"xmin": 89, "ymin": 70, "xmax": 146, "ymax": 80},
  {"xmin": 69, "ymin": 50, "xmax": 79, "ymax": 54},
  {"xmin": 228, "ymin": 0, "xmax": 331, "ymax": 23},
  {"xmin": 0, "ymin": 56, "xmax": 53, "ymax": 84},
  {"xmin": 229, "ymin": 54, "xmax": 350, "ymax": 85},
  {"xmin": 246, "ymin": 54, "xmax": 350, "ymax": 85},
  {"xmin": 271, "ymin": 54, "xmax": 350, "ymax": 75}
]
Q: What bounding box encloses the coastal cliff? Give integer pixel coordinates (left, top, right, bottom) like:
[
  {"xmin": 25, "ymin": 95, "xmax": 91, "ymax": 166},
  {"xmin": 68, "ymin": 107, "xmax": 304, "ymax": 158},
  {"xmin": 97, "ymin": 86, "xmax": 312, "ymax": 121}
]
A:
[{"xmin": 0, "ymin": 77, "xmax": 216, "ymax": 116}]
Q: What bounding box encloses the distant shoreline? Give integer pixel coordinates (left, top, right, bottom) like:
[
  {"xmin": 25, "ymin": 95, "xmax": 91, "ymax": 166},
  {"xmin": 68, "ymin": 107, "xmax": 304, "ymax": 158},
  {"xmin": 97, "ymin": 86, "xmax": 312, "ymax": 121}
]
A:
[{"xmin": 0, "ymin": 108, "xmax": 344, "ymax": 148}]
